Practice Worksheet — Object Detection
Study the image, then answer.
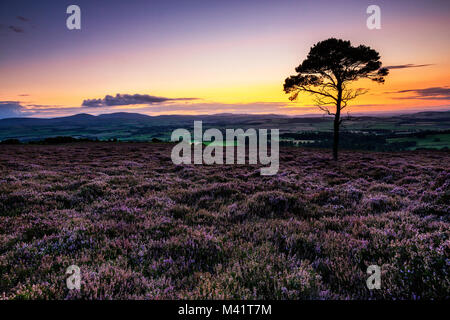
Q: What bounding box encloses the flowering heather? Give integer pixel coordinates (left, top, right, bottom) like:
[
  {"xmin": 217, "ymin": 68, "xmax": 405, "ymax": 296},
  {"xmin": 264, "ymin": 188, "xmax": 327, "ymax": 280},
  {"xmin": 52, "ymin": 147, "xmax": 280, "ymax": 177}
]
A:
[{"xmin": 0, "ymin": 143, "xmax": 448, "ymax": 300}]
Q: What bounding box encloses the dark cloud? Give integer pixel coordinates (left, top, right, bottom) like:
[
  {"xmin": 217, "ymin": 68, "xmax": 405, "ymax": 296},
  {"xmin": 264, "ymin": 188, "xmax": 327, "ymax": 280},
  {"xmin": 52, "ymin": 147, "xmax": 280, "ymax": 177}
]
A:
[
  {"xmin": 2, "ymin": 17, "xmax": 31, "ymax": 34},
  {"xmin": 0, "ymin": 102, "xmax": 82, "ymax": 118},
  {"xmin": 8, "ymin": 25, "xmax": 24, "ymax": 33},
  {"xmin": 389, "ymin": 86, "xmax": 450, "ymax": 100},
  {"xmin": 82, "ymin": 94, "xmax": 198, "ymax": 107},
  {"xmin": 26, "ymin": 104, "xmax": 63, "ymax": 109},
  {"xmin": 16, "ymin": 16, "xmax": 30, "ymax": 22},
  {"xmin": 0, "ymin": 101, "xmax": 28, "ymax": 119},
  {"xmin": 384, "ymin": 64, "xmax": 433, "ymax": 70}
]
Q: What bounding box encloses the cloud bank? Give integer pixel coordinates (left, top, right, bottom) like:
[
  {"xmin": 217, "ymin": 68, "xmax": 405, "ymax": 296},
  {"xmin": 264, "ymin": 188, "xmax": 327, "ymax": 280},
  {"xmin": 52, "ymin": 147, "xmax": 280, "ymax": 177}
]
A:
[
  {"xmin": 1, "ymin": 16, "xmax": 31, "ymax": 34},
  {"xmin": 16, "ymin": 16, "xmax": 30, "ymax": 22},
  {"xmin": 8, "ymin": 26, "xmax": 24, "ymax": 33},
  {"xmin": 0, "ymin": 101, "xmax": 29, "ymax": 118},
  {"xmin": 389, "ymin": 86, "xmax": 450, "ymax": 100},
  {"xmin": 384, "ymin": 64, "xmax": 433, "ymax": 70},
  {"xmin": 82, "ymin": 94, "xmax": 198, "ymax": 107}
]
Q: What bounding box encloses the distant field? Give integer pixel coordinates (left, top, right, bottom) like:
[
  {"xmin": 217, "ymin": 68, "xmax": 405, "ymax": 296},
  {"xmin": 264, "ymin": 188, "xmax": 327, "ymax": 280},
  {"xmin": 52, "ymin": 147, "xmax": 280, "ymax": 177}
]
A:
[
  {"xmin": 387, "ymin": 133, "xmax": 450, "ymax": 150},
  {"xmin": 1, "ymin": 111, "xmax": 450, "ymax": 143}
]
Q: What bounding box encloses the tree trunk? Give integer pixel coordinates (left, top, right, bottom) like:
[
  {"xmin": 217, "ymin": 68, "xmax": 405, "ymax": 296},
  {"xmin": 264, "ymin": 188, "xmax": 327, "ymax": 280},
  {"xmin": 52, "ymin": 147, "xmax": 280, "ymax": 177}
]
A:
[
  {"xmin": 333, "ymin": 87, "xmax": 342, "ymax": 161},
  {"xmin": 333, "ymin": 113, "xmax": 340, "ymax": 161}
]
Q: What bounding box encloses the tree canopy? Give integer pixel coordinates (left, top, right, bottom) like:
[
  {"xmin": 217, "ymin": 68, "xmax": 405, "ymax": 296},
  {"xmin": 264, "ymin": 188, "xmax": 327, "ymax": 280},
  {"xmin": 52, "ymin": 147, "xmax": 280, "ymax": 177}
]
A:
[{"xmin": 284, "ymin": 38, "xmax": 389, "ymax": 115}]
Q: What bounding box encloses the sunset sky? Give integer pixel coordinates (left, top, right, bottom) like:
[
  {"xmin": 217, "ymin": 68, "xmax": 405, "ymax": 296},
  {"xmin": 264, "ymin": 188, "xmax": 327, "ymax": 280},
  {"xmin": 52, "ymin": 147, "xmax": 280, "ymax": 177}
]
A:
[{"xmin": 0, "ymin": 0, "xmax": 449, "ymax": 118}]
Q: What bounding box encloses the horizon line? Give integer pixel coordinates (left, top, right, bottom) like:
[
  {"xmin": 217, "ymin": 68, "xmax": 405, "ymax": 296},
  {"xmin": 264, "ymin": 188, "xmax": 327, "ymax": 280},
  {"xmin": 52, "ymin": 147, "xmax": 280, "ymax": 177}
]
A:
[{"xmin": 1, "ymin": 108, "xmax": 450, "ymax": 121}]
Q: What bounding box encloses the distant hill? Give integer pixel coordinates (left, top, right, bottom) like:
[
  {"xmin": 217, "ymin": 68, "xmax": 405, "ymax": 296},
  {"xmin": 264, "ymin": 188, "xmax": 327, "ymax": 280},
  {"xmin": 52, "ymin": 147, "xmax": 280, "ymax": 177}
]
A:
[
  {"xmin": 1, "ymin": 110, "xmax": 449, "ymax": 123},
  {"xmin": 0, "ymin": 110, "xmax": 449, "ymax": 142},
  {"xmin": 96, "ymin": 112, "xmax": 153, "ymax": 120},
  {"xmin": 397, "ymin": 110, "xmax": 450, "ymax": 120}
]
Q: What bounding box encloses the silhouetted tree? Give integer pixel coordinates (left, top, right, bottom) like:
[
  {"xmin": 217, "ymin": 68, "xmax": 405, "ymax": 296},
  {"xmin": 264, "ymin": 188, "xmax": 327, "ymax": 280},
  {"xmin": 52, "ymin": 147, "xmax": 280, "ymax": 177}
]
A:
[{"xmin": 284, "ymin": 38, "xmax": 389, "ymax": 160}]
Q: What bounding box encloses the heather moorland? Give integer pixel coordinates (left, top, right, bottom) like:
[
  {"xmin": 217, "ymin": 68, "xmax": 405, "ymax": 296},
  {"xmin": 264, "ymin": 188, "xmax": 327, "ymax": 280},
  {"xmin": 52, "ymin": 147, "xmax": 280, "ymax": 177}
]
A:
[{"xmin": 0, "ymin": 143, "xmax": 448, "ymax": 299}]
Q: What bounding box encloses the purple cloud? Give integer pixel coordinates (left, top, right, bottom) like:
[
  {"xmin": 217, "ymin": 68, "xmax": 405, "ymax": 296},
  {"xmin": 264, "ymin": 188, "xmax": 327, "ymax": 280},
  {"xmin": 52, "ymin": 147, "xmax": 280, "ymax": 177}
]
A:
[
  {"xmin": 16, "ymin": 16, "xmax": 30, "ymax": 22},
  {"xmin": 8, "ymin": 26, "xmax": 24, "ymax": 33},
  {"xmin": 0, "ymin": 101, "xmax": 28, "ymax": 118},
  {"xmin": 384, "ymin": 64, "xmax": 433, "ymax": 70},
  {"xmin": 82, "ymin": 94, "xmax": 198, "ymax": 107},
  {"xmin": 389, "ymin": 86, "xmax": 450, "ymax": 100}
]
